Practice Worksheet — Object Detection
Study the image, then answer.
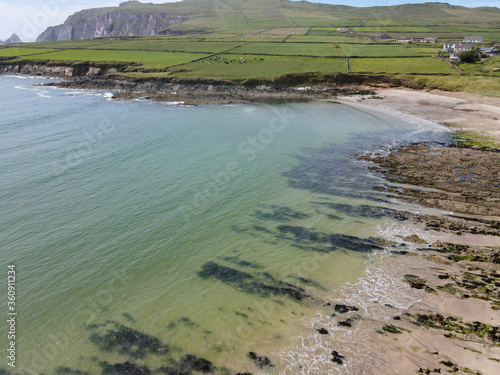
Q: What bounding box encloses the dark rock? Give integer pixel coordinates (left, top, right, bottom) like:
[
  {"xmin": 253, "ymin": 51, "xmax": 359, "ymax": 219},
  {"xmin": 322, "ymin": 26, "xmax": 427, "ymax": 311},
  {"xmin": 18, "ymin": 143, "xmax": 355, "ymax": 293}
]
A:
[
  {"xmin": 331, "ymin": 350, "xmax": 344, "ymax": 365},
  {"xmin": 334, "ymin": 304, "xmax": 359, "ymax": 314},
  {"xmin": 100, "ymin": 362, "xmax": 151, "ymax": 375},
  {"xmin": 180, "ymin": 354, "xmax": 214, "ymax": 373},
  {"xmin": 54, "ymin": 367, "xmax": 89, "ymax": 375},
  {"xmin": 317, "ymin": 328, "xmax": 329, "ymax": 334},
  {"xmin": 88, "ymin": 321, "xmax": 168, "ymax": 358},
  {"xmin": 338, "ymin": 319, "xmax": 353, "ymax": 328},
  {"xmin": 248, "ymin": 352, "xmax": 274, "ymax": 369}
]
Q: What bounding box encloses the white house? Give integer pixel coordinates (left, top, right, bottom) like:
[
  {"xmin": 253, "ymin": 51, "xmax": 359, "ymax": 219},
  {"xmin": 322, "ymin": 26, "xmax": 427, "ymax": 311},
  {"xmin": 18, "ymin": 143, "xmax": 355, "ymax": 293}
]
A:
[
  {"xmin": 396, "ymin": 36, "xmax": 413, "ymax": 43},
  {"xmin": 449, "ymin": 52, "xmax": 461, "ymax": 62},
  {"xmin": 463, "ymin": 36, "xmax": 484, "ymax": 43},
  {"xmin": 421, "ymin": 37, "xmax": 438, "ymax": 43}
]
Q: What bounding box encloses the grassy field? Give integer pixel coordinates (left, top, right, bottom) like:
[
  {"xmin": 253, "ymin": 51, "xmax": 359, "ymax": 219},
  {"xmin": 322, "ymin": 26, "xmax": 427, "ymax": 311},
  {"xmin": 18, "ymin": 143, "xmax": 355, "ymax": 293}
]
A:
[
  {"xmin": 339, "ymin": 44, "xmax": 420, "ymax": 57},
  {"xmin": 403, "ymin": 75, "xmax": 500, "ymax": 97},
  {"xmin": 172, "ymin": 54, "xmax": 347, "ymax": 79},
  {"xmin": 229, "ymin": 42, "xmax": 341, "ymax": 57},
  {"xmin": 26, "ymin": 49, "xmax": 209, "ymax": 69},
  {"xmin": 350, "ymin": 57, "xmax": 457, "ymax": 74},
  {"xmin": 0, "ymin": 48, "xmax": 57, "ymax": 57},
  {"xmin": 1, "ymin": 0, "xmax": 499, "ymax": 99}
]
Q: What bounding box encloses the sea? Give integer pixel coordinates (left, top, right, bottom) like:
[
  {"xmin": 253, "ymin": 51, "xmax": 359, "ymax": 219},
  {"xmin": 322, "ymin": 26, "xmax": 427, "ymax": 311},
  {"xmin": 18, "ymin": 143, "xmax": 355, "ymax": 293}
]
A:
[{"xmin": 0, "ymin": 75, "xmax": 452, "ymax": 374}]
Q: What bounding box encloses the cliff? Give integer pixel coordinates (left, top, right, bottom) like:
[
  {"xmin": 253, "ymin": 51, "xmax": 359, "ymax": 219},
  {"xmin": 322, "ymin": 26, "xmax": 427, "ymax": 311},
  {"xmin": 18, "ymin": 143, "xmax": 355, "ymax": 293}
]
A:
[
  {"xmin": 0, "ymin": 33, "xmax": 22, "ymax": 45},
  {"xmin": 36, "ymin": 10, "xmax": 188, "ymax": 42}
]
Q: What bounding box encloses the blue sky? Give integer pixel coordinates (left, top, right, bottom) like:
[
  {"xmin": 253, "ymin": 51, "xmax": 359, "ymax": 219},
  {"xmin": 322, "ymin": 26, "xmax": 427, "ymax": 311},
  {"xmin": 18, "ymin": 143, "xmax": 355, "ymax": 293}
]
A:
[{"xmin": 1, "ymin": 0, "xmax": 499, "ymax": 41}]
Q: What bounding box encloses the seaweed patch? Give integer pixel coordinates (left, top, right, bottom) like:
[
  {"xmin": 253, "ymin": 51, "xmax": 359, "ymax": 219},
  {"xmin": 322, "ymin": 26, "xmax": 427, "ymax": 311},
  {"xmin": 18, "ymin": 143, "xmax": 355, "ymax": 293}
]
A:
[
  {"xmin": 198, "ymin": 262, "xmax": 310, "ymax": 301},
  {"xmin": 88, "ymin": 321, "xmax": 168, "ymax": 358}
]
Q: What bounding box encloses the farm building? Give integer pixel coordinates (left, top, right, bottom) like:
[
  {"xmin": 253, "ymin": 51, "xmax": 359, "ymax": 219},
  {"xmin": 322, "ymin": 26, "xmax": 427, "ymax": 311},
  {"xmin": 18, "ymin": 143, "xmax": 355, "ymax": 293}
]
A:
[
  {"xmin": 449, "ymin": 52, "xmax": 461, "ymax": 62},
  {"xmin": 443, "ymin": 43, "xmax": 473, "ymax": 53},
  {"xmin": 374, "ymin": 34, "xmax": 391, "ymax": 40},
  {"xmin": 420, "ymin": 37, "xmax": 438, "ymax": 43},
  {"xmin": 396, "ymin": 37, "xmax": 413, "ymax": 43},
  {"xmin": 336, "ymin": 27, "xmax": 351, "ymax": 33},
  {"xmin": 463, "ymin": 36, "xmax": 484, "ymax": 43}
]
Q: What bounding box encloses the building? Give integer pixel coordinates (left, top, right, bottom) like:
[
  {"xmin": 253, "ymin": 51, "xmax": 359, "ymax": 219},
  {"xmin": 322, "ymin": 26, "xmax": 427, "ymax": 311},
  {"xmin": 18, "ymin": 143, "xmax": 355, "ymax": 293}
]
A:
[
  {"xmin": 443, "ymin": 43, "xmax": 456, "ymax": 52},
  {"xmin": 421, "ymin": 37, "xmax": 438, "ymax": 43},
  {"xmin": 449, "ymin": 52, "xmax": 461, "ymax": 62},
  {"xmin": 454, "ymin": 43, "xmax": 474, "ymax": 53},
  {"xmin": 396, "ymin": 37, "xmax": 413, "ymax": 43},
  {"xmin": 374, "ymin": 34, "xmax": 391, "ymax": 40},
  {"xmin": 336, "ymin": 27, "xmax": 351, "ymax": 33},
  {"xmin": 463, "ymin": 36, "xmax": 484, "ymax": 43},
  {"xmin": 443, "ymin": 43, "xmax": 473, "ymax": 53}
]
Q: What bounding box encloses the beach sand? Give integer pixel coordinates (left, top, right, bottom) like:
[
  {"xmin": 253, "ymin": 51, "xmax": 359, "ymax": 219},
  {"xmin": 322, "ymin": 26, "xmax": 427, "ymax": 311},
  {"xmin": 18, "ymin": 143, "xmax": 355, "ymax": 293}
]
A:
[
  {"xmin": 338, "ymin": 88, "xmax": 500, "ymax": 147},
  {"xmin": 278, "ymin": 89, "xmax": 500, "ymax": 374}
]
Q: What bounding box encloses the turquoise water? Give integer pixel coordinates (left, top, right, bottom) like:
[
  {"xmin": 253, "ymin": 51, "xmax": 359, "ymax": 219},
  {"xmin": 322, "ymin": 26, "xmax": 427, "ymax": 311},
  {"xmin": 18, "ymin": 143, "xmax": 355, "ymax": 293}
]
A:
[{"xmin": 0, "ymin": 76, "xmax": 451, "ymax": 374}]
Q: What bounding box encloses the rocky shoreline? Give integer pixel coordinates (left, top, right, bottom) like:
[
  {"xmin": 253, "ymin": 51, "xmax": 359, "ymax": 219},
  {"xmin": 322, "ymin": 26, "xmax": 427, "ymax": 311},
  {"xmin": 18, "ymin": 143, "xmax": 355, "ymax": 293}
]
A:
[
  {"xmin": 325, "ymin": 143, "xmax": 500, "ymax": 374},
  {"xmin": 0, "ymin": 62, "xmax": 426, "ymax": 105}
]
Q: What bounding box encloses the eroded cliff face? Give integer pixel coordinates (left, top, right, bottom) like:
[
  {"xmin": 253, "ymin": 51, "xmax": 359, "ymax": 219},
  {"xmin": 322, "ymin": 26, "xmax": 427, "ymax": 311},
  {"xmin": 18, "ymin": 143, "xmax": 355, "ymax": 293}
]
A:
[{"xmin": 36, "ymin": 10, "xmax": 188, "ymax": 42}]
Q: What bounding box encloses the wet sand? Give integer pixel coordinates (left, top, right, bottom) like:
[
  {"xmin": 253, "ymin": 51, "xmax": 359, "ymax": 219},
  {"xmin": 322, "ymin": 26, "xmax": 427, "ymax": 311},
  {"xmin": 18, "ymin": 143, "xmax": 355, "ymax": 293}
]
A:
[
  {"xmin": 278, "ymin": 92, "xmax": 500, "ymax": 374},
  {"xmin": 338, "ymin": 88, "xmax": 500, "ymax": 148}
]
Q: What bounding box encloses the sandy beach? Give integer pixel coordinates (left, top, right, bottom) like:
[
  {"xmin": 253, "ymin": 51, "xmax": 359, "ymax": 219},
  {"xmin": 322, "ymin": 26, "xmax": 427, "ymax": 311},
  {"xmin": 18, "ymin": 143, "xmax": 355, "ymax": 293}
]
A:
[
  {"xmin": 277, "ymin": 90, "xmax": 500, "ymax": 374},
  {"xmin": 338, "ymin": 88, "xmax": 500, "ymax": 148}
]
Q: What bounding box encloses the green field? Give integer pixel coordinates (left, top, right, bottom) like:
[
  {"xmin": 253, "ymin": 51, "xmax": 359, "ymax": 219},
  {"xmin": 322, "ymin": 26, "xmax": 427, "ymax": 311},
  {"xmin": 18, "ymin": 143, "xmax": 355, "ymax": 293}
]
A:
[
  {"xmin": 90, "ymin": 40, "xmax": 242, "ymax": 53},
  {"xmin": 173, "ymin": 54, "xmax": 347, "ymax": 79},
  {"xmin": 350, "ymin": 57, "xmax": 457, "ymax": 74},
  {"xmin": 339, "ymin": 44, "xmax": 420, "ymax": 57},
  {"xmin": 0, "ymin": 48, "xmax": 57, "ymax": 57},
  {"xmin": 229, "ymin": 42, "xmax": 341, "ymax": 56},
  {"xmin": 0, "ymin": 0, "xmax": 499, "ymax": 99},
  {"xmin": 26, "ymin": 49, "xmax": 209, "ymax": 69}
]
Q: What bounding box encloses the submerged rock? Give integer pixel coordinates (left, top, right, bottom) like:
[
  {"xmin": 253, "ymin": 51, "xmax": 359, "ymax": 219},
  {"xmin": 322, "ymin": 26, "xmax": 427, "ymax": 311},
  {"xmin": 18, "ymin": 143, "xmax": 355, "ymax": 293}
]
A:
[
  {"xmin": 100, "ymin": 361, "xmax": 151, "ymax": 375},
  {"xmin": 198, "ymin": 262, "xmax": 310, "ymax": 301},
  {"xmin": 54, "ymin": 367, "xmax": 89, "ymax": 375},
  {"xmin": 248, "ymin": 352, "xmax": 274, "ymax": 369},
  {"xmin": 276, "ymin": 225, "xmax": 384, "ymax": 252},
  {"xmin": 253, "ymin": 205, "xmax": 310, "ymax": 222},
  {"xmin": 180, "ymin": 354, "xmax": 214, "ymax": 373},
  {"xmin": 88, "ymin": 321, "xmax": 168, "ymax": 358},
  {"xmin": 334, "ymin": 304, "xmax": 359, "ymax": 314}
]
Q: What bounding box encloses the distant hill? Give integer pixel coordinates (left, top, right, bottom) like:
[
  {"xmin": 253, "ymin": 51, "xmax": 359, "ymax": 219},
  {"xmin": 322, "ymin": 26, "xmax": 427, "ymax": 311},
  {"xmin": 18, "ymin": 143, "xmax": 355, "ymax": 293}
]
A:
[
  {"xmin": 36, "ymin": 0, "xmax": 500, "ymax": 42},
  {"xmin": 0, "ymin": 33, "xmax": 22, "ymax": 45}
]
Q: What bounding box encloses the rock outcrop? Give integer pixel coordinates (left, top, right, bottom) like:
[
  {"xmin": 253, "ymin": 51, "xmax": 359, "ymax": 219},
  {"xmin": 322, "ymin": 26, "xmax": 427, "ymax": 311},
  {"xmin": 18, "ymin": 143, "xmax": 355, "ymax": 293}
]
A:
[
  {"xmin": 0, "ymin": 33, "xmax": 22, "ymax": 45},
  {"xmin": 36, "ymin": 9, "xmax": 187, "ymax": 42}
]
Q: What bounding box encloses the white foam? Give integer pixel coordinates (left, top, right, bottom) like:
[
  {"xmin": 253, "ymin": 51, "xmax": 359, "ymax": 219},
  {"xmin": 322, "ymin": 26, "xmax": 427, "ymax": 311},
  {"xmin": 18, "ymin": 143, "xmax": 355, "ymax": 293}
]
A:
[{"xmin": 279, "ymin": 253, "xmax": 426, "ymax": 374}]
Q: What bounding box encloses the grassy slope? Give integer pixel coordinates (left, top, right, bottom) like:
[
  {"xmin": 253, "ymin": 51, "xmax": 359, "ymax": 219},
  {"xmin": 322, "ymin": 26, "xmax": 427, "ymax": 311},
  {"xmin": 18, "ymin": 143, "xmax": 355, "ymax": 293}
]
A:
[{"xmin": 1, "ymin": 1, "xmax": 499, "ymax": 97}]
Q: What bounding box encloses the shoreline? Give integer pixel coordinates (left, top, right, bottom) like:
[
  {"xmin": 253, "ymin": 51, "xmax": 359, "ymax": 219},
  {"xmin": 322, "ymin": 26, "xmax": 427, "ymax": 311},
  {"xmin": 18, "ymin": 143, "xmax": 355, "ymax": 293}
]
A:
[
  {"xmin": 2, "ymin": 72, "xmax": 499, "ymax": 373},
  {"xmin": 278, "ymin": 141, "xmax": 500, "ymax": 374}
]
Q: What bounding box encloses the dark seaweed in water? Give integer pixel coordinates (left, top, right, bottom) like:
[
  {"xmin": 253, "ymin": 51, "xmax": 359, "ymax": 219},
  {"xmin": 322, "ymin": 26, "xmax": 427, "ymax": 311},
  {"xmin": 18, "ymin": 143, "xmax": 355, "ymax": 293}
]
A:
[
  {"xmin": 282, "ymin": 141, "xmax": 393, "ymax": 202},
  {"xmin": 289, "ymin": 276, "xmax": 327, "ymax": 291},
  {"xmin": 221, "ymin": 255, "xmax": 262, "ymax": 269},
  {"xmin": 334, "ymin": 304, "xmax": 359, "ymax": 314},
  {"xmin": 277, "ymin": 225, "xmax": 384, "ymax": 252},
  {"xmin": 100, "ymin": 362, "xmax": 151, "ymax": 375},
  {"xmin": 198, "ymin": 262, "xmax": 310, "ymax": 301},
  {"xmin": 54, "ymin": 368, "xmax": 89, "ymax": 375},
  {"xmin": 158, "ymin": 354, "xmax": 214, "ymax": 374},
  {"xmin": 253, "ymin": 205, "xmax": 310, "ymax": 222},
  {"xmin": 88, "ymin": 321, "xmax": 168, "ymax": 358},
  {"xmin": 312, "ymin": 202, "xmax": 410, "ymax": 220},
  {"xmin": 248, "ymin": 352, "xmax": 274, "ymax": 369}
]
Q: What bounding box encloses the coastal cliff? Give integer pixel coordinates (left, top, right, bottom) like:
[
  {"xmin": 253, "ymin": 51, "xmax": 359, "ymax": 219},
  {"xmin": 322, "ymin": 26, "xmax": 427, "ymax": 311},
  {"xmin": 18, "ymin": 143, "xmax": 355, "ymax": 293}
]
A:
[{"xmin": 36, "ymin": 10, "xmax": 188, "ymax": 42}]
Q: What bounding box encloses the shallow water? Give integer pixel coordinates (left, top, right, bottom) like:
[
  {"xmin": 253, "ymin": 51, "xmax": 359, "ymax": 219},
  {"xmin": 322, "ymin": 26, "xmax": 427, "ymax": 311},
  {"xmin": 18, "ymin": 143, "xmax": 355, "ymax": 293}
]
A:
[{"xmin": 0, "ymin": 75, "xmax": 452, "ymax": 374}]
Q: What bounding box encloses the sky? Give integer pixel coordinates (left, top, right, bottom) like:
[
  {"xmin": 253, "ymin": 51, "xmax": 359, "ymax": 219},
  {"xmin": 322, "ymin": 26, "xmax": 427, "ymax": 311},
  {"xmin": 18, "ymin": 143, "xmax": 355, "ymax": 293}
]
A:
[{"xmin": 1, "ymin": 0, "xmax": 499, "ymax": 42}]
